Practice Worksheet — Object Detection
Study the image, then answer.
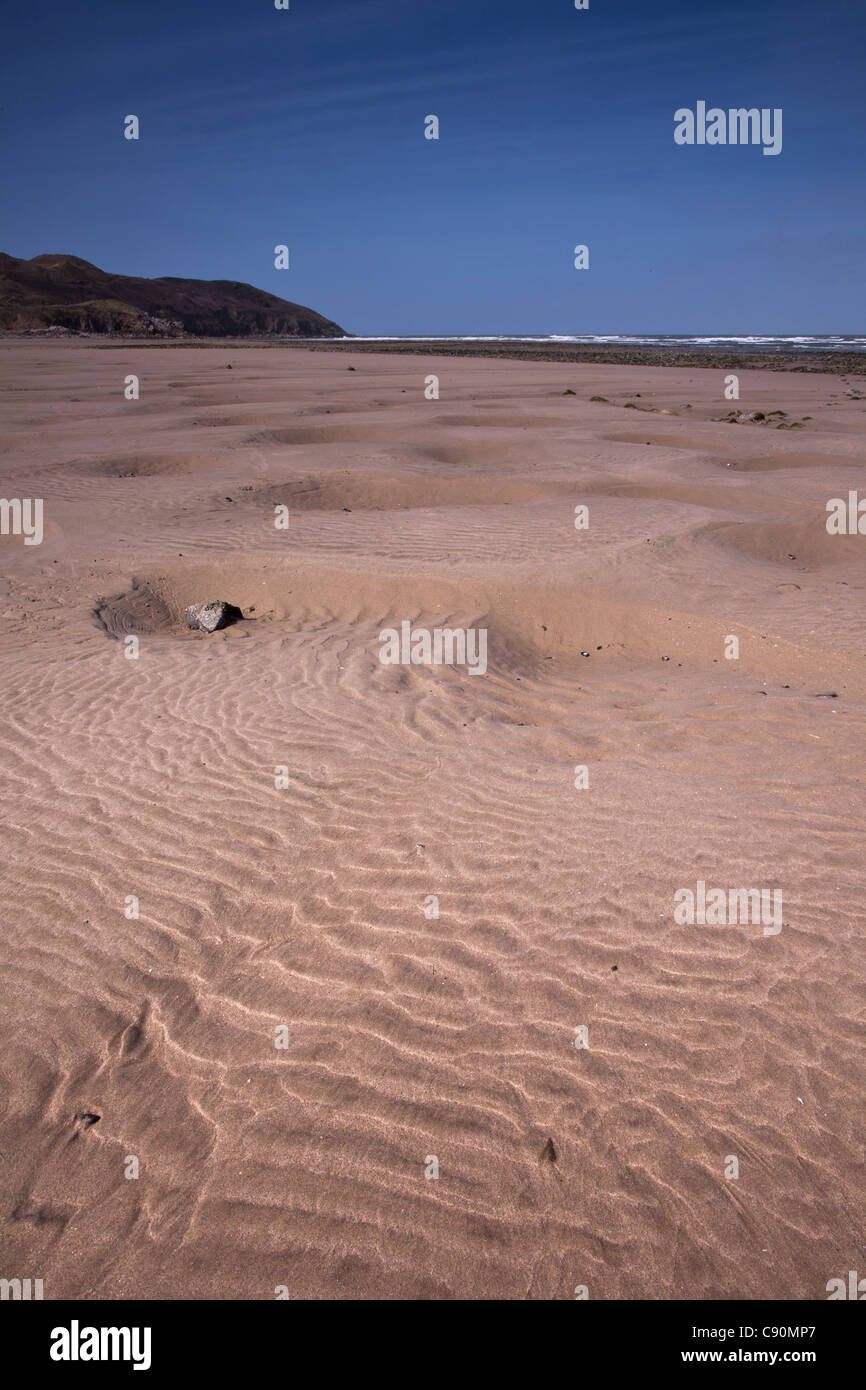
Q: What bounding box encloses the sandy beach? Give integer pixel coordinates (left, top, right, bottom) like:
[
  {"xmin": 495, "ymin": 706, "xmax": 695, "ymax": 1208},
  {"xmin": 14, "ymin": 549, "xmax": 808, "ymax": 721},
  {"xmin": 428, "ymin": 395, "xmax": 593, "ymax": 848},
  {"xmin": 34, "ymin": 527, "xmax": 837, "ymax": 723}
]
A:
[{"xmin": 1, "ymin": 341, "xmax": 864, "ymax": 1300}]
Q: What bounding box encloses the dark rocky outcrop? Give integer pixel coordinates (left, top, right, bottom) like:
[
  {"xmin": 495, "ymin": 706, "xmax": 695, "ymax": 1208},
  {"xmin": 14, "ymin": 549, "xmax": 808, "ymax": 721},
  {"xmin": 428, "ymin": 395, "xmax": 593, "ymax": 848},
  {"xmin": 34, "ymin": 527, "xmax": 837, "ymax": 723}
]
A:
[{"xmin": 0, "ymin": 253, "xmax": 345, "ymax": 337}]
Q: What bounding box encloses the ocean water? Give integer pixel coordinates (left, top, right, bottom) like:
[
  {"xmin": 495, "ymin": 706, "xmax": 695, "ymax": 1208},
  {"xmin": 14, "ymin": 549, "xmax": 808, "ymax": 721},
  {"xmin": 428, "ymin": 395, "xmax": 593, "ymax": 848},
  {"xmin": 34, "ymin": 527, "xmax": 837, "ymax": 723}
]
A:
[{"xmin": 332, "ymin": 334, "xmax": 866, "ymax": 353}]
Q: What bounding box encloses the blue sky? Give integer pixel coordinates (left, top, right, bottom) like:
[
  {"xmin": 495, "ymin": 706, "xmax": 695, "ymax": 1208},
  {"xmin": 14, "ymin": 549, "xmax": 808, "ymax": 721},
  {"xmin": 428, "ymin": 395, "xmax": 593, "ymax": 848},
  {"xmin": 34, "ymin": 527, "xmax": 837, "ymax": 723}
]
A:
[{"xmin": 2, "ymin": 0, "xmax": 864, "ymax": 334}]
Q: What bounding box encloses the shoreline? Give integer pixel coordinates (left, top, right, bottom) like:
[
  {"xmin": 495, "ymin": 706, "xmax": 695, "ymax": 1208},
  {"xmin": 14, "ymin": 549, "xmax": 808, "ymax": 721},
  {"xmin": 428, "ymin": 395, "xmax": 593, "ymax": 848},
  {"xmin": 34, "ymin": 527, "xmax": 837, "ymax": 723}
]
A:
[
  {"xmin": 275, "ymin": 339, "xmax": 866, "ymax": 374},
  {"xmin": 3, "ymin": 334, "xmax": 865, "ymax": 373}
]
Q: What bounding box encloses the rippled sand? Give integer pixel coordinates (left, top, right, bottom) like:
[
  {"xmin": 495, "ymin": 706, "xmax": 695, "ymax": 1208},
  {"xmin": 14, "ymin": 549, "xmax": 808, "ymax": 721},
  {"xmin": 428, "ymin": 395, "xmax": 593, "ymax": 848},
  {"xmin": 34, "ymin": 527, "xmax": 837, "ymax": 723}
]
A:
[{"xmin": 1, "ymin": 341, "xmax": 864, "ymax": 1299}]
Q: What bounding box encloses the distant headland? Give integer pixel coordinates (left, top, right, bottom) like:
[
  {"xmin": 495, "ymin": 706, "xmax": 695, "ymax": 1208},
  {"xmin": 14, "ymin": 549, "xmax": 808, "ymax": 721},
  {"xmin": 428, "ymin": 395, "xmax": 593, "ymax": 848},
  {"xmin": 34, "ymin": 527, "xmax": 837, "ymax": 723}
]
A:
[{"xmin": 0, "ymin": 252, "xmax": 346, "ymax": 338}]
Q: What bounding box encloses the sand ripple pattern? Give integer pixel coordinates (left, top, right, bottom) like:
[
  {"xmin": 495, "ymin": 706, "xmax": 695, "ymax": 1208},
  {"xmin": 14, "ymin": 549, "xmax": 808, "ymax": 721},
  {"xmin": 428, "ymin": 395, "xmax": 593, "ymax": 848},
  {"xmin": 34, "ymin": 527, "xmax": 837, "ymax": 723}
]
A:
[{"xmin": 1, "ymin": 343, "xmax": 864, "ymax": 1299}]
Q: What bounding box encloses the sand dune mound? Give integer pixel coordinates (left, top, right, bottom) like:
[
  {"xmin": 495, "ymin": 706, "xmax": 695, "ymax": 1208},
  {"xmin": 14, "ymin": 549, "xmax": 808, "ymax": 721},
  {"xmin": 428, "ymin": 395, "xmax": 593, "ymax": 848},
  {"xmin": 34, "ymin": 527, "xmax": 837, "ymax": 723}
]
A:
[
  {"xmin": 603, "ymin": 481, "xmax": 785, "ymax": 513},
  {"xmin": 723, "ymin": 450, "xmax": 855, "ymax": 471},
  {"xmin": 706, "ymin": 518, "xmax": 861, "ymax": 568},
  {"xmin": 605, "ymin": 430, "xmax": 734, "ymax": 453},
  {"xmin": 192, "ymin": 404, "xmax": 364, "ymax": 426},
  {"xmin": 69, "ymin": 451, "xmax": 230, "ymax": 478},
  {"xmin": 250, "ymin": 470, "xmax": 576, "ymax": 511},
  {"xmin": 432, "ymin": 413, "xmax": 565, "ymax": 429},
  {"xmin": 414, "ymin": 440, "xmax": 518, "ymax": 465},
  {"xmin": 248, "ymin": 425, "xmax": 397, "ymax": 447},
  {"xmin": 88, "ymin": 556, "xmax": 863, "ymax": 699}
]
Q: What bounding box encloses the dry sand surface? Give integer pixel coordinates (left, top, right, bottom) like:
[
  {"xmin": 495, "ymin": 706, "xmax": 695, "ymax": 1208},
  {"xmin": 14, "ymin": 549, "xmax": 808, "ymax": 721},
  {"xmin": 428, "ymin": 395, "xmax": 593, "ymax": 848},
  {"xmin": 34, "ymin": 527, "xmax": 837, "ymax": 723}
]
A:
[{"xmin": 1, "ymin": 341, "xmax": 864, "ymax": 1300}]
